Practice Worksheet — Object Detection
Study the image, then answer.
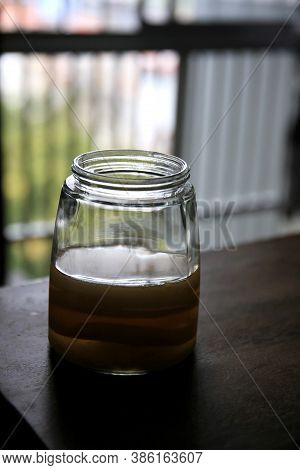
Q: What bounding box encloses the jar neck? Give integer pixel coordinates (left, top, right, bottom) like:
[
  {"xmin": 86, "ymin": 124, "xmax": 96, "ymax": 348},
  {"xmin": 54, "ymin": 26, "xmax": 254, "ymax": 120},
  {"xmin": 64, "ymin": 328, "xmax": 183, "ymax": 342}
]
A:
[{"xmin": 71, "ymin": 150, "xmax": 190, "ymax": 196}]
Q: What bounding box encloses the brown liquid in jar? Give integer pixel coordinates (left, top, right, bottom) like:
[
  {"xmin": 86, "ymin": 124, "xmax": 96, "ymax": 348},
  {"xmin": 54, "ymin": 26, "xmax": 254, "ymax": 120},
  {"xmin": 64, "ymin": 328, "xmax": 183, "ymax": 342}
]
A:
[{"xmin": 49, "ymin": 246, "xmax": 200, "ymax": 374}]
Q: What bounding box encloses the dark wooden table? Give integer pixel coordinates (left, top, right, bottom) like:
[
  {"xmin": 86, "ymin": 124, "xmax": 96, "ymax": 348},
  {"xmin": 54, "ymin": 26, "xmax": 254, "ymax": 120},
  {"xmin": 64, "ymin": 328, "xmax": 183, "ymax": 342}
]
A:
[{"xmin": 0, "ymin": 236, "xmax": 299, "ymax": 450}]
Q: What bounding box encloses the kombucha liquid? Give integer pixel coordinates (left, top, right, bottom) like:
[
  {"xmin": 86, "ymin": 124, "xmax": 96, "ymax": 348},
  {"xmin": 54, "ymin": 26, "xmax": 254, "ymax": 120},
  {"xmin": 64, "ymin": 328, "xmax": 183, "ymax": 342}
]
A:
[{"xmin": 49, "ymin": 246, "xmax": 200, "ymax": 374}]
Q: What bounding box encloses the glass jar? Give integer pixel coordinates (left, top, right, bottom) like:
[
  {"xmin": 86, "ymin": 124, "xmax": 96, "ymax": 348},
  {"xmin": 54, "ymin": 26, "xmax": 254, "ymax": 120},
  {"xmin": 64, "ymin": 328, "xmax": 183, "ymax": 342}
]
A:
[{"xmin": 49, "ymin": 150, "xmax": 200, "ymax": 374}]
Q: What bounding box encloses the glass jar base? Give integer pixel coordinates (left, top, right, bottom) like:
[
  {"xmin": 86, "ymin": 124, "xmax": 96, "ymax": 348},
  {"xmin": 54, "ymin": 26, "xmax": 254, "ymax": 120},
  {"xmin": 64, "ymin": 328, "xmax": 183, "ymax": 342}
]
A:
[{"xmin": 49, "ymin": 329, "xmax": 195, "ymax": 376}]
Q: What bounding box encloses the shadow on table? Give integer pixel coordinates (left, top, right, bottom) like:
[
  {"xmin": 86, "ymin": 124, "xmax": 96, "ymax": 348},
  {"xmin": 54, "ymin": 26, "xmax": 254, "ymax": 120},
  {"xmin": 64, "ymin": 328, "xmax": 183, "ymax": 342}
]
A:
[
  {"xmin": 49, "ymin": 349, "xmax": 200, "ymax": 449},
  {"xmin": 0, "ymin": 392, "xmax": 47, "ymax": 450}
]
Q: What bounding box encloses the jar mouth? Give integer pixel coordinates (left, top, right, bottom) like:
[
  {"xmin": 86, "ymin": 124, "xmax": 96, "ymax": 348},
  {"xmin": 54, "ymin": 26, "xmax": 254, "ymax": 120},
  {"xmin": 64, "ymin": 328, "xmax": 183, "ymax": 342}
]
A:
[{"xmin": 72, "ymin": 149, "xmax": 190, "ymax": 191}]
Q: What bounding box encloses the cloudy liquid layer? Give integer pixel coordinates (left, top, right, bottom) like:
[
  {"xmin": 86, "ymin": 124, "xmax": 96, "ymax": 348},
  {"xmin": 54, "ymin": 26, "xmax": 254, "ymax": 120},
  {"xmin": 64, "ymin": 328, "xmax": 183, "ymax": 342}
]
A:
[{"xmin": 49, "ymin": 246, "xmax": 200, "ymax": 374}]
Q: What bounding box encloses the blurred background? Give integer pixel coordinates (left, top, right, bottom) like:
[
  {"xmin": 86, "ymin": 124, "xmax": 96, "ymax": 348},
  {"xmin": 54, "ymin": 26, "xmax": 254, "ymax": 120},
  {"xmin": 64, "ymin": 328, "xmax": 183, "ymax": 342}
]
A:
[{"xmin": 1, "ymin": 0, "xmax": 300, "ymax": 284}]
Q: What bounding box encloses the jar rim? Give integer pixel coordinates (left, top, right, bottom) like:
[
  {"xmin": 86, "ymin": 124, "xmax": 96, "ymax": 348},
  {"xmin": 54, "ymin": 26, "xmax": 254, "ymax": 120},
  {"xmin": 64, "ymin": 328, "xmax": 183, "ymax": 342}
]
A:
[{"xmin": 71, "ymin": 149, "xmax": 190, "ymax": 191}]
